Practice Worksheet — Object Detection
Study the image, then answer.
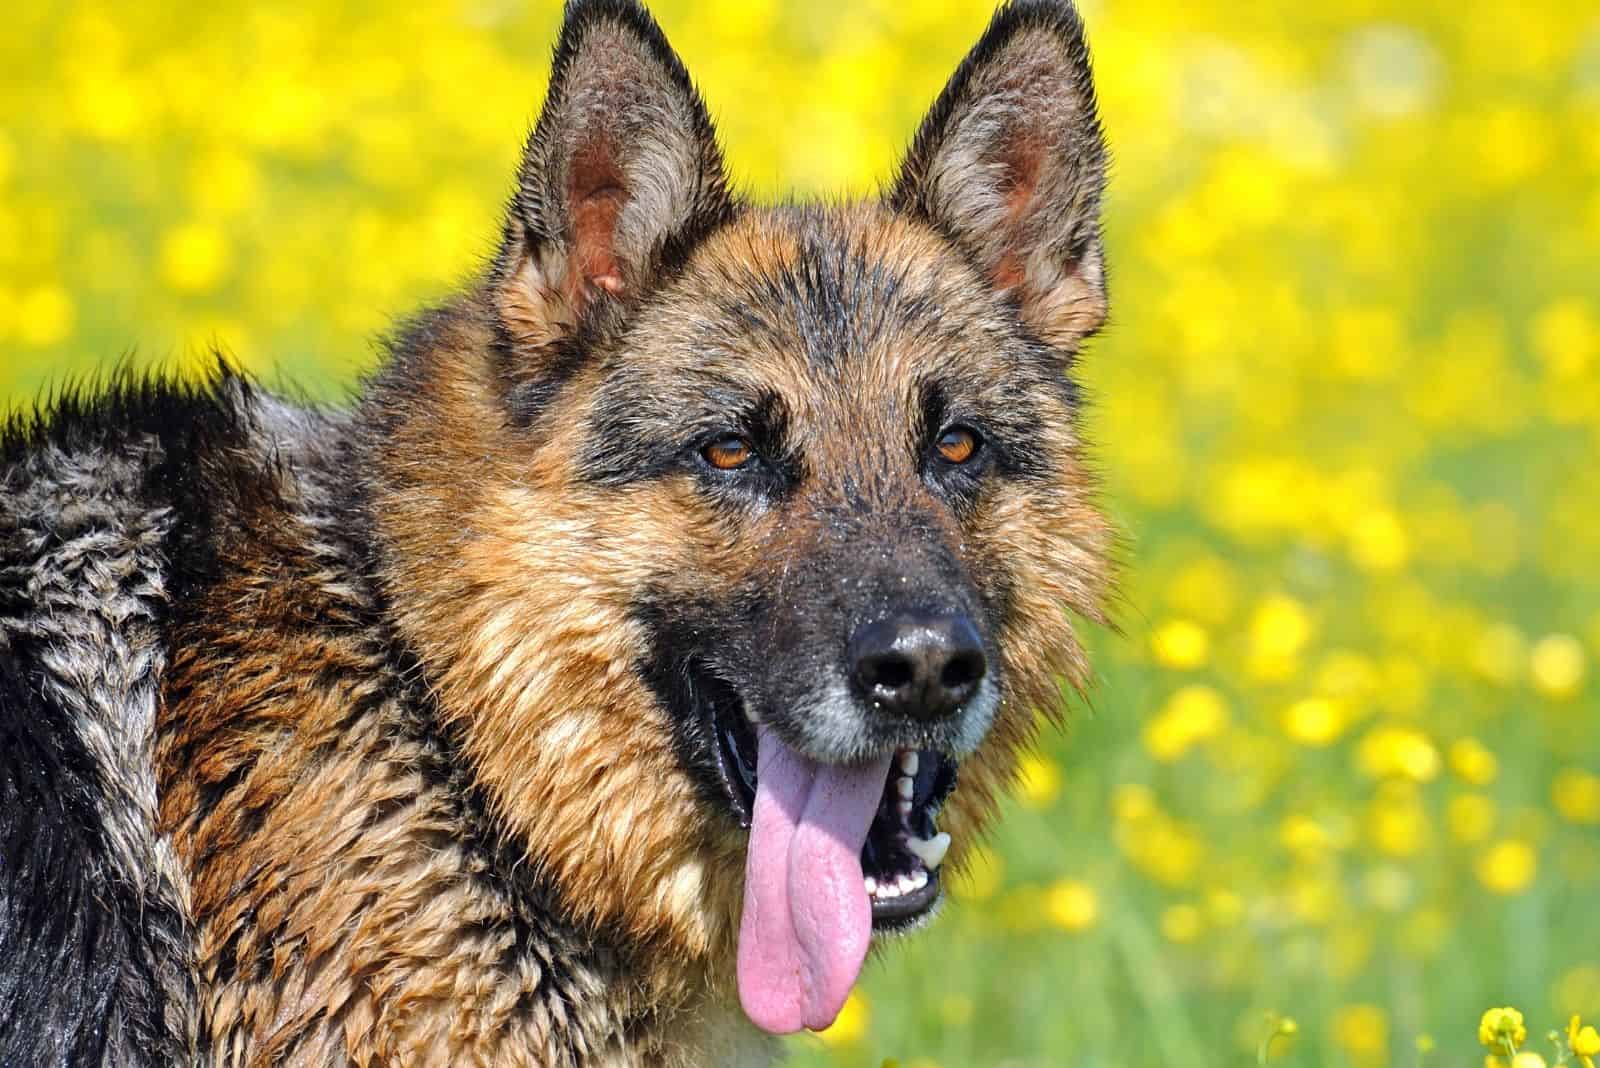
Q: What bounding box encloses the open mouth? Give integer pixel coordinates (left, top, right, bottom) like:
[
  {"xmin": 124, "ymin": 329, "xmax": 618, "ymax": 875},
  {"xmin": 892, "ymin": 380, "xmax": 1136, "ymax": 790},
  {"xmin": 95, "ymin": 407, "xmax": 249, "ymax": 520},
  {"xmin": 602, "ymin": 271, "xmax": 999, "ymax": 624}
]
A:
[{"xmin": 702, "ymin": 670, "xmax": 957, "ymax": 928}]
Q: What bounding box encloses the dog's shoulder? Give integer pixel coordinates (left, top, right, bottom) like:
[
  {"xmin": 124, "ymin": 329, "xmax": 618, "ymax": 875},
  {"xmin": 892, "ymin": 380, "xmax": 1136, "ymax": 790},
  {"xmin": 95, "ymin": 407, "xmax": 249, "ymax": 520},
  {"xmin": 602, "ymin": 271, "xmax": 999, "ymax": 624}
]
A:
[{"xmin": 0, "ymin": 368, "xmax": 340, "ymax": 1064}]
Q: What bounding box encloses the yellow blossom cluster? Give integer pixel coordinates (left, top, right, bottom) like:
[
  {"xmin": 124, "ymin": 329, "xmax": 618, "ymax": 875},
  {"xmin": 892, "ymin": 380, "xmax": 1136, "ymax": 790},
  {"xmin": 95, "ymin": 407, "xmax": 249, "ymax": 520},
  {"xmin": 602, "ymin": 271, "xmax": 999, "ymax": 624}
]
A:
[
  {"xmin": 3, "ymin": 0, "xmax": 1597, "ymax": 1065},
  {"xmin": 1475, "ymin": 1007, "xmax": 1600, "ymax": 1068}
]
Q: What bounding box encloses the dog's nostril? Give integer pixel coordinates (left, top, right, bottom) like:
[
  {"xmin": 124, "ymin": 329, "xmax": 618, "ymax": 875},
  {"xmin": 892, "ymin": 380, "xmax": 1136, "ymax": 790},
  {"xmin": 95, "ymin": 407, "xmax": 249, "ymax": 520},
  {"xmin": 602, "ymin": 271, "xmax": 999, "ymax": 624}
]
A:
[
  {"xmin": 941, "ymin": 650, "xmax": 984, "ymax": 691},
  {"xmin": 862, "ymin": 653, "xmax": 915, "ymax": 692}
]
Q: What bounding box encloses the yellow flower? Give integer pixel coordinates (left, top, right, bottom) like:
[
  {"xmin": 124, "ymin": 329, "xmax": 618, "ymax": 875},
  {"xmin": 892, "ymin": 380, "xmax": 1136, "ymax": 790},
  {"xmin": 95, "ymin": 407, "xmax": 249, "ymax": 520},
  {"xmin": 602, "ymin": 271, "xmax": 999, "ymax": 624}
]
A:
[
  {"xmin": 1349, "ymin": 507, "xmax": 1410, "ymax": 573},
  {"xmin": 160, "ymin": 221, "xmax": 232, "ymax": 294},
  {"xmin": 1553, "ymin": 768, "xmax": 1600, "ymax": 825},
  {"xmin": 1479, "ymin": 1007, "xmax": 1527, "ymax": 1049},
  {"xmin": 1532, "ymin": 298, "xmax": 1598, "ymax": 379},
  {"xmin": 1151, "ymin": 618, "xmax": 1210, "ymax": 670},
  {"xmin": 1248, "ymin": 594, "xmax": 1314, "ymax": 681},
  {"xmin": 1013, "ymin": 752, "xmax": 1062, "ymax": 809},
  {"xmin": 1281, "ymin": 696, "xmax": 1349, "ymax": 747},
  {"xmin": 1044, "ymin": 879, "xmax": 1099, "ymax": 933},
  {"xmin": 1143, "ymin": 685, "xmax": 1230, "ymax": 761},
  {"xmin": 1530, "ymin": 634, "xmax": 1586, "ymax": 700},
  {"xmin": 1368, "ymin": 783, "xmax": 1431, "ymax": 857},
  {"xmin": 1332, "ymin": 1003, "xmax": 1389, "ymax": 1064},
  {"xmin": 1571, "ymin": 1015, "xmax": 1600, "ymax": 1067},
  {"xmin": 1475, "ymin": 840, "xmax": 1538, "ymax": 896},
  {"xmin": 14, "ymin": 285, "xmax": 76, "ymax": 348},
  {"xmin": 1358, "ymin": 724, "xmax": 1441, "ymax": 783},
  {"xmin": 1449, "ymin": 737, "xmax": 1500, "ymax": 785}
]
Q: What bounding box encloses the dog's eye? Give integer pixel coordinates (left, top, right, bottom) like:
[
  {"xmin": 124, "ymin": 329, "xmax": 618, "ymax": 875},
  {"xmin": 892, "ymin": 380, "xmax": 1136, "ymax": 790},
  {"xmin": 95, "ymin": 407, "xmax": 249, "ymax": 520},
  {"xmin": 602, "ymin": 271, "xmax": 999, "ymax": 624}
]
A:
[
  {"xmin": 935, "ymin": 426, "xmax": 981, "ymax": 465},
  {"xmin": 701, "ymin": 435, "xmax": 754, "ymax": 471}
]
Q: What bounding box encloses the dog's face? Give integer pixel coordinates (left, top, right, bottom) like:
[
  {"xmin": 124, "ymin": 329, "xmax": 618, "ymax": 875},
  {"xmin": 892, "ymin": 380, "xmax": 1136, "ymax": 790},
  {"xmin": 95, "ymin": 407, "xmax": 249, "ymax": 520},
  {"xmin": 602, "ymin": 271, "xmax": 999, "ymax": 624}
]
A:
[
  {"xmin": 590, "ymin": 204, "xmax": 1114, "ymax": 1030},
  {"xmin": 370, "ymin": 0, "xmax": 1113, "ymax": 1038}
]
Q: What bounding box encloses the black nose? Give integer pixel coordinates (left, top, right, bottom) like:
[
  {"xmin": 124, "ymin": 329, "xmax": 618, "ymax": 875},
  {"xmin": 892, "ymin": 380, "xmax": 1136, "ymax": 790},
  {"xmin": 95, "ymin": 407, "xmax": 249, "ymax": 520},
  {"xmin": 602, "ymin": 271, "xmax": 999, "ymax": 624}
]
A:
[{"xmin": 849, "ymin": 612, "xmax": 987, "ymax": 722}]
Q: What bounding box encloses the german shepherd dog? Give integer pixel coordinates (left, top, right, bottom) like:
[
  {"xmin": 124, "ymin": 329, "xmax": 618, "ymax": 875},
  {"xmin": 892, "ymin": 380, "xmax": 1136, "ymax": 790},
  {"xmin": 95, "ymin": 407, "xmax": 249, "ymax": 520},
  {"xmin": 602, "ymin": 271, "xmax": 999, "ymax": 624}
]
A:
[{"xmin": 0, "ymin": 0, "xmax": 1114, "ymax": 1062}]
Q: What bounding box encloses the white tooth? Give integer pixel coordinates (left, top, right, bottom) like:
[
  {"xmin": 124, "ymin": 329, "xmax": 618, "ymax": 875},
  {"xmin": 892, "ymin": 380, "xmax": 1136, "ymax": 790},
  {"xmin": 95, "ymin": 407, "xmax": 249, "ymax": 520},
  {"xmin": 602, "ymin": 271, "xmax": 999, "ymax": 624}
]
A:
[
  {"xmin": 898, "ymin": 750, "xmax": 919, "ymax": 776},
  {"xmin": 875, "ymin": 881, "xmax": 896, "ymax": 899},
  {"xmin": 897, "ymin": 799, "xmax": 913, "ymax": 817},
  {"xmin": 896, "ymin": 874, "xmax": 915, "ymax": 894},
  {"xmin": 863, "ymin": 877, "xmax": 877, "ymax": 895},
  {"xmin": 896, "ymin": 776, "xmax": 914, "ymax": 801},
  {"xmin": 910, "ymin": 869, "xmax": 928, "ymax": 890},
  {"xmin": 906, "ymin": 831, "xmax": 951, "ymax": 871}
]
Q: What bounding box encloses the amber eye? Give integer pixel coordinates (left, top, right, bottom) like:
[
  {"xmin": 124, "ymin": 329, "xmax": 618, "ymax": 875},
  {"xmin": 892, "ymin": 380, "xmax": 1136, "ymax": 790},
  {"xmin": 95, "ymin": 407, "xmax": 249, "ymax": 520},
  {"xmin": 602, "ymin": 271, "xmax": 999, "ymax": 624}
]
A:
[
  {"xmin": 935, "ymin": 426, "xmax": 981, "ymax": 465},
  {"xmin": 701, "ymin": 435, "xmax": 754, "ymax": 471}
]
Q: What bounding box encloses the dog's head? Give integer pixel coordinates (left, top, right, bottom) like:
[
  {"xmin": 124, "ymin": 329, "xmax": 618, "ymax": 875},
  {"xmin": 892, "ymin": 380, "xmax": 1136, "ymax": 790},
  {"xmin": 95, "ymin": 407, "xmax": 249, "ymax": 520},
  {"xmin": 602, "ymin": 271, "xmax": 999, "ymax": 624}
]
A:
[{"xmin": 368, "ymin": 0, "xmax": 1113, "ymax": 1035}]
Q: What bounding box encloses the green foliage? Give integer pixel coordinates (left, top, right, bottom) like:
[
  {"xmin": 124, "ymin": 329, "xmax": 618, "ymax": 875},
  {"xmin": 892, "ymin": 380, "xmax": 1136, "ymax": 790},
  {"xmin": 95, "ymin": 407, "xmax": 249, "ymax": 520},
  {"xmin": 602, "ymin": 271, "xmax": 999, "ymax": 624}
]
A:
[{"xmin": 4, "ymin": 1, "xmax": 1598, "ymax": 1064}]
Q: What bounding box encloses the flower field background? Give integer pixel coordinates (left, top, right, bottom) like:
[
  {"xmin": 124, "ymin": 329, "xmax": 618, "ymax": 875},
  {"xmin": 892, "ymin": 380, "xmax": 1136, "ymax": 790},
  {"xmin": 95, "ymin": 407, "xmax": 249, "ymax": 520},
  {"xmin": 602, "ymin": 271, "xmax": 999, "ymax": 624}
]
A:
[{"xmin": 3, "ymin": 0, "xmax": 1598, "ymax": 1064}]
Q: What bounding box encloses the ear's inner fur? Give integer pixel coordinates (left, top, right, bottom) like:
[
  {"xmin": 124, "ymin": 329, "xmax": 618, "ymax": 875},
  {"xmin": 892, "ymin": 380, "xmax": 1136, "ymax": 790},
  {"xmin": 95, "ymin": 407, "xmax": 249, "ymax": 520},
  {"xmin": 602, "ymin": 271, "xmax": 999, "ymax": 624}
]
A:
[
  {"xmin": 570, "ymin": 145, "xmax": 629, "ymax": 298},
  {"xmin": 992, "ymin": 127, "xmax": 1047, "ymax": 289}
]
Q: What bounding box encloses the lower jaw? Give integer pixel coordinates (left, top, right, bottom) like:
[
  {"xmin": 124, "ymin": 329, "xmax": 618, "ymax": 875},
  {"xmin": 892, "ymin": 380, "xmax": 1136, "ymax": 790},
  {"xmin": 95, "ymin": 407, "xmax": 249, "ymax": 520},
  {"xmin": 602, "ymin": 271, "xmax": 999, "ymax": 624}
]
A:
[{"xmin": 870, "ymin": 871, "xmax": 942, "ymax": 929}]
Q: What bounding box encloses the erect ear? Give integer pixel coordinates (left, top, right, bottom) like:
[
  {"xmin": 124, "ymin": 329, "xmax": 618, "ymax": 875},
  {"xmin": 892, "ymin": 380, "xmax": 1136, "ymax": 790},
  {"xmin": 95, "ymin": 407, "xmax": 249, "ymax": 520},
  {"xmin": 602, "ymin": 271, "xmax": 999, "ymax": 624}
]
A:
[
  {"xmin": 494, "ymin": 0, "xmax": 732, "ymax": 349},
  {"xmin": 890, "ymin": 0, "xmax": 1108, "ymax": 349}
]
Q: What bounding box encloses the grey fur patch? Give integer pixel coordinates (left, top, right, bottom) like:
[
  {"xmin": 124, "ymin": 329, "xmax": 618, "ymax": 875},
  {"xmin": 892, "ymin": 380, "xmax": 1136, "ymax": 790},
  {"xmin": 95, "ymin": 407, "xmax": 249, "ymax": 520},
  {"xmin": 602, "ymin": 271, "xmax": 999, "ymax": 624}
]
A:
[
  {"xmin": 0, "ymin": 437, "xmax": 198, "ymax": 1058},
  {"xmin": 792, "ymin": 675, "xmax": 1000, "ymax": 765}
]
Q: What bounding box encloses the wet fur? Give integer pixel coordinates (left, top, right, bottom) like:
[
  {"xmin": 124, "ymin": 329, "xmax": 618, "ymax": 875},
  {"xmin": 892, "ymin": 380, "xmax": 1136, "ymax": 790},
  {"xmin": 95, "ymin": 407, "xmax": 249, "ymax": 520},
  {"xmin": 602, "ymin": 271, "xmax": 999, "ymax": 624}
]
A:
[{"xmin": 0, "ymin": 1, "xmax": 1114, "ymax": 1064}]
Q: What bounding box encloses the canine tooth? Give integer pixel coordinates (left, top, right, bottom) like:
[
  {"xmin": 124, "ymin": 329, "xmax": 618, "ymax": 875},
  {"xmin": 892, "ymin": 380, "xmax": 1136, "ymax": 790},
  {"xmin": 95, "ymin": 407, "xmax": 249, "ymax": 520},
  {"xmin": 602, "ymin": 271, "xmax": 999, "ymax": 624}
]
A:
[
  {"xmin": 906, "ymin": 831, "xmax": 951, "ymax": 871},
  {"xmin": 896, "ymin": 874, "xmax": 915, "ymax": 894},
  {"xmin": 863, "ymin": 876, "xmax": 877, "ymax": 895},
  {"xmin": 896, "ymin": 776, "xmax": 914, "ymax": 801},
  {"xmin": 898, "ymin": 750, "xmax": 919, "ymax": 776},
  {"xmin": 910, "ymin": 869, "xmax": 928, "ymax": 890}
]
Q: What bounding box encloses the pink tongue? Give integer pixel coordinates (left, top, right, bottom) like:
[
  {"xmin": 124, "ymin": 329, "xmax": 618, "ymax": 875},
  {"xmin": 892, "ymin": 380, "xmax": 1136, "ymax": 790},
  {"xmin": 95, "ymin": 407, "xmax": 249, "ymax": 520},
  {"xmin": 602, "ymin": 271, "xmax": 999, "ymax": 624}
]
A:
[{"xmin": 737, "ymin": 724, "xmax": 892, "ymax": 1034}]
